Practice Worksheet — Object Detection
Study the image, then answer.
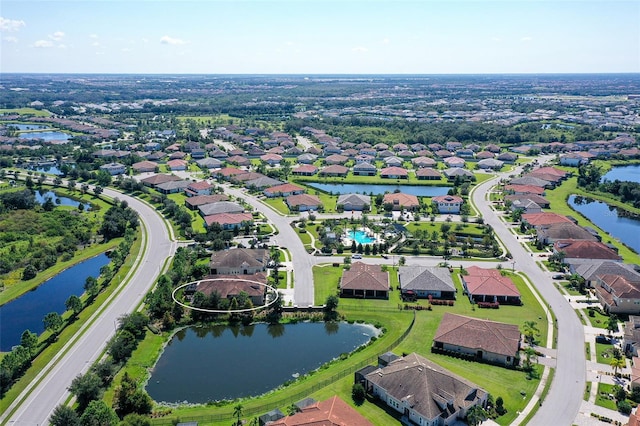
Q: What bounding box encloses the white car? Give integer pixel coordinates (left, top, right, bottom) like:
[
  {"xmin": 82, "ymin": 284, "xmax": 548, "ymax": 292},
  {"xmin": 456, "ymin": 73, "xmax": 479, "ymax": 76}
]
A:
[{"xmin": 352, "ymin": 254, "xmax": 362, "ymax": 259}]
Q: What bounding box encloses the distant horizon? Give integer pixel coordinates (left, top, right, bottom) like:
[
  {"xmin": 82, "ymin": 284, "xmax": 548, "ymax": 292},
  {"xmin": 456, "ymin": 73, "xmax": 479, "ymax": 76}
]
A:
[{"xmin": 2, "ymin": 1, "xmax": 638, "ymax": 74}]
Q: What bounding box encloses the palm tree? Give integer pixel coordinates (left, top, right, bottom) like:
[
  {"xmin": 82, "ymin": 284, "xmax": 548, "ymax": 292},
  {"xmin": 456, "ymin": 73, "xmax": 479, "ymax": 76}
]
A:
[
  {"xmin": 523, "ymin": 321, "xmax": 540, "ymax": 345},
  {"xmin": 233, "ymin": 403, "xmax": 244, "ymax": 426},
  {"xmin": 466, "ymin": 405, "xmax": 487, "ymax": 426},
  {"xmin": 610, "ymin": 357, "xmax": 626, "ymax": 376}
]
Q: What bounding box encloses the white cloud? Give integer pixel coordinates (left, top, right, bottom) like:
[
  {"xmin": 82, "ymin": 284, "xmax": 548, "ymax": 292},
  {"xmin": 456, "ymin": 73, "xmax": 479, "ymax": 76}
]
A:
[
  {"xmin": 491, "ymin": 37, "xmax": 502, "ymax": 42},
  {"xmin": 160, "ymin": 35, "xmax": 186, "ymax": 45},
  {"xmin": 521, "ymin": 36, "xmax": 533, "ymax": 42},
  {"xmin": 58, "ymin": 44, "xmax": 67, "ymax": 49},
  {"xmin": 3, "ymin": 36, "xmax": 18, "ymax": 43},
  {"xmin": 89, "ymin": 34, "xmax": 98, "ymax": 39},
  {"xmin": 121, "ymin": 47, "xmax": 132, "ymax": 52},
  {"xmin": 33, "ymin": 39, "xmax": 54, "ymax": 48},
  {"xmin": 0, "ymin": 17, "xmax": 26, "ymax": 32},
  {"xmin": 352, "ymin": 46, "xmax": 369, "ymax": 53},
  {"xmin": 382, "ymin": 38, "xmax": 390, "ymax": 45},
  {"xmin": 49, "ymin": 31, "xmax": 65, "ymax": 41}
]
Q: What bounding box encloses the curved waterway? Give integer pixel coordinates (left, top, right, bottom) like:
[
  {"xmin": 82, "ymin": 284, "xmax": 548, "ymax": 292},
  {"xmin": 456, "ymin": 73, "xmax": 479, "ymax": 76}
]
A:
[
  {"xmin": 146, "ymin": 321, "xmax": 379, "ymax": 403},
  {"xmin": 0, "ymin": 253, "xmax": 110, "ymax": 351}
]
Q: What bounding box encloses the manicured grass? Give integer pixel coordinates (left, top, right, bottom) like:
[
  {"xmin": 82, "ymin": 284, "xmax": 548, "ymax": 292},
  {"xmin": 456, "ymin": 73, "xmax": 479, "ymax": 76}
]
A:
[
  {"xmin": 0, "ymin": 108, "xmax": 51, "ymax": 117},
  {"xmin": 561, "ymin": 281, "xmax": 582, "ymax": 296},
  {"xmin": 596, "ymin": 342, "xmax": 615, "ymax": 364},
  {"xmin": 595, "ymin": 383, "xmax": 618, "ymax": 410},
  {"xmin": 585, "ymin": 308, "xmax": 612, "ymax": 330},
  {"xmin": 586, "ymin": 342, "xmax": 591, "ymax": 361},
  {"xmin": 585, "ymin": 381, "xmax": 592, "ymax": 400},
  {"xmin": 296, "ymin": 229, "xmax": 313, "ymax": 249},
  {"xmin": 262, "ymin": 198, "xmax": 290, "ymax": 215}
]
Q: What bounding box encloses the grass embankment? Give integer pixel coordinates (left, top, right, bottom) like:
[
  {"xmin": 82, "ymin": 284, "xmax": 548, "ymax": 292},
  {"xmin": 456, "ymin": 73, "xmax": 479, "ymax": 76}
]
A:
[
  {"xmin": 544, "ymin": 176, "xmax": 640, "ymax": 263},
  {"xmin": 0, "ymin": 229, "xmax": 143, "ymax": 411}
]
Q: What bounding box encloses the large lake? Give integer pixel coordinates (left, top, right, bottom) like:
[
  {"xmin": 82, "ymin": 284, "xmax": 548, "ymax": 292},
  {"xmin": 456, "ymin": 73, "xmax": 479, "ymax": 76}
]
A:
[
  {"xmin": 568, "ymin": 195, "xmax": 640, "ymax": 253},
  {"xmin": 602, "ymin": 165, "xmax": 640, "ymax": 184},
  {"xmin": 146, "ymin": 322, "xmax": 379, "ymax": 403},
  {"xmin": 0, "ymin": 253, "xmax": 110, "ymax": 351},
  {"xmin": 308, "ymin": 183, "xmax": 450, "ymax": 197}
]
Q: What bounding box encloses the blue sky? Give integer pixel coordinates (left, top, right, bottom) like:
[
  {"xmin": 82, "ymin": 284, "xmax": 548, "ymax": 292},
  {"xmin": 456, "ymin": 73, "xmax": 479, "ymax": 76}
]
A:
[{"xmin": 1, "ymin": 1, "xmax": 639, "ymax": 74}]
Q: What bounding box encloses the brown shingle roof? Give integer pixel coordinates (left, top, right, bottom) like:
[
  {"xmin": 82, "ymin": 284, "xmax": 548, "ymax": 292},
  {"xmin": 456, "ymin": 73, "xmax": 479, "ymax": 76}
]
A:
[
  {"xmin": 433, "ymin": 313, "xmax": 521, "ymax": 357},
  {"xmin": 340, "ymin": 262, "xmax": 389, "ymax": 292},
  {"xmin": 554, "ymin": 240, "xmax": 622, "ymax": 261}
]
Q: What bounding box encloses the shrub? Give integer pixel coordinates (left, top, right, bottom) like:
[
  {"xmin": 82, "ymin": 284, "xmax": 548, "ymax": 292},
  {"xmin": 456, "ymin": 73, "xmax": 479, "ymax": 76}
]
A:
[{"xmin": 352, "ymin": 383, "xmax": 365, "ymax": 403}]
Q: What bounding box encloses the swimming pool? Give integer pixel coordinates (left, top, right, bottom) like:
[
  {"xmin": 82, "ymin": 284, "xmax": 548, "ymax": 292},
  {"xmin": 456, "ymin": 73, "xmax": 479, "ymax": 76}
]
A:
[{"xmin": 348, "ymin": 230, "xmax": 376, "ymax": 244}]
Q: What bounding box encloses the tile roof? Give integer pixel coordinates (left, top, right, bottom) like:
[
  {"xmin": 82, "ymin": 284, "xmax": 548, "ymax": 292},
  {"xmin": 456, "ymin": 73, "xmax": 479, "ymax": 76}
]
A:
[
  {"xmin": 433, "ymin": 313, "xmax": 521, "ymax": 357},
  {"xmin": 286, "ymin": 194, "xmax": 322, "ymax": 208},
  {"xmin": 522, "ymin": 212, "xmax": 572, "ymax": 226},
  {"xmin": 462, "ymin": 268, "xmax": 521, "ymax": 298},
  {"xmin": 268, "ymin": 395, "xmax": 373, "ymax": 426},
  {"xmin": 364, "ymin": 353, "xmax": 486, "ymax": 421},
  {"xmin": 382, "ymin": 192, "xmax": 419, "ymax": 208},
  {"xmin": 399, "ymin": 266, "xmax": 455, "ymax": 292},
  {"xmin": 203, "ymin": 212, "xmax": 253, "ymax": 227},
  {"xmin": 341, "ymin": 262, "xmax": 389, "ymax": 292}
]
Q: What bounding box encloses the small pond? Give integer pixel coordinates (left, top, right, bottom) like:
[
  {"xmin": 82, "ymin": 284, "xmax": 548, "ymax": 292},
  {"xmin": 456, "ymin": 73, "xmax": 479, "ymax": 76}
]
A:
[
  {"xmin": 602, "ymin": 165, "xmax": 640, "ymax": 184},
  {"xmin": 35, "ymin": 190, "xmax": 83, "ymax": 208},
  {"xmin": 8, "ymin": 124, "xmax": 51, "ymax": 131},
  {"xmin": 308, "ymin": 183, "xmax": 450, "ymax": 197},
  {"xmin": 568, "ymin": 195, "xmax": 640, "ymax": 253},
  {"xmin": 32, "ymin": 165, "xmax": 64, "ymax": 175},
  {"xmin": 0, "ymin": 253, "xmax": 110, "ymax": 351},
  {"xmin": 19, "ymin": 131, "xmax": 71, "ymax": 141},
  {"xmin": 146, "ymin": 322, "xmax": 379, "ymax": 403}
]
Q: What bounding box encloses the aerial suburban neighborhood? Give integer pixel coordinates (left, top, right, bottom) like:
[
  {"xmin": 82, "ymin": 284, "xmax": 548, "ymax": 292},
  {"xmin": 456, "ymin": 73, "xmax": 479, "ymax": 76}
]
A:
[{"xmin": 0, "ymin": 72, "xmax": 640, "ymax": 426}]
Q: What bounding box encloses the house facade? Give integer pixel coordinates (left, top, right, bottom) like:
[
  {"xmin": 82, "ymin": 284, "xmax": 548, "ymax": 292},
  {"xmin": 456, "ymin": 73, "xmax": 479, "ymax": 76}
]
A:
[
  {"xmin": 398, "ymin": 266, "xmax": 456, "ymax": 300},
  {"xmin": 340, "ymin": 262, "xmax": 389, "ymax": 299},
  {"xmin": 432, "ymin": 195, "xmax": 463, "ymax": 214}
]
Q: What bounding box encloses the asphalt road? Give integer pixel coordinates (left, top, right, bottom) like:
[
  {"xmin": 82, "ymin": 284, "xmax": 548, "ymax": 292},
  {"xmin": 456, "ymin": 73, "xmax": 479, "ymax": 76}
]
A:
[
  {"xmin": 1, "ymin": 187, "xmax": 176, "ymax": 426},
  {"xmin": 222, "ymin": 185, "xmax": 316, "ymax": 306},
  {"xmin": 471, "ymin": 169, "xmax": 585, "ymax": 426}
]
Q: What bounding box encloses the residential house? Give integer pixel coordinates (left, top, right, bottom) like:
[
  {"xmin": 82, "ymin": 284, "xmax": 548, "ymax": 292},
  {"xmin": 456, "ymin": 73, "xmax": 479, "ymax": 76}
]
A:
[
  {"xmin": 443, "ymin": 168, "xmax": 475, "ymax": 181},
  {"xmin": 510, "ymin": 199, "xmax": 542, "ymax": 214},
  {"xmin": 432, "ymin": 313, "xmax": 521, "ymax": 367},
  {"xmin": 167, "ymin": 159, "xmax": 188, "ymax": 171},
  {"xmin": 209, "ymin": 248, "xmax": 268, "ymax": 275},
  {"xmin": 536, "ymin": 222, "xmax": 599, "ymax": 245},
  {"xmin": 195, "ymin": 274, "xmax": 266, "ymax": 306},
  {"xmin": 477, "ymin": 158, "xmax": 504, "ymax": 170},
  {"xmin": 292, "ymin": 164, "xmax": 318, "ymax": 176},
  {"xmin": 560, "ymin": 153, "xmax": 589, "ymax": 166},
  {"xmin": 337, "ymin": 193, "xmax": 370, "ymax": 211},
  {"xmin": 595, "ymin": 275, "xmax": 640, "ymax": 315},
  {"xmin": 325, "ymin": 154, "xmax": 349, "ymax": 165},
  {"xmin": 340, "ymin": 262, "xmax": 389, "ymax": 299},
  {"xmin": 432, "ymin": 195, "xmax": 463, "ymax": 214},
  {"xmin": 475, "ymin": 151, "xmax": 495, "ymax": 160},
  {"xmin": 624, "ymin": 316, "xmax": 640, "ymax": 356},
  {"xmin": 504, "ymin": 184, "xmax": 546, "ymax": 196},
  {"xmin": 574, "ymin": 261, "xmax": 640, "ymax": 288},
  {"xmin": 258, "ymin": 408, "xmax": 284, "ymax": 426},
  {"xmin": 213, "ymin": 167, "xmax": 247, "ymax": 181},
  {"xmin": 296, "ymin": 153, "xmax": 317, "ymax": 164},
  {"xmin": 510, "ymin": 176, "xmax": 551, "ymax": 188},
  {"xmin": 522, "ymin": 212, "xmax": 573, "ymax": 228},
  {"xmin": 352, "ymin": 162, "xmax": 377, "ymax": 176},
  {"xmin": 398, "ymin": 266, "xmax": 456, "ymax": 299},
  {"xmin": 415, "ymin": 168, "xmax": 442, "ymax": 180},
  {"xmin": 260, "ymin": 153, "xmax": 283, "ymax": 165},
  {"xmin": 191, "ymin": 148, "xmax": 206, "ymax": 159},
  {"xmin": 246, "ymin": 176, "xmax": 283, "ymax": 189},
  {"xmin": 198, "ymin": 201, "xmax": 244, "ymax": 217},
  {"xmin": 461, "ymin": 266, "xmax": 521, "ymax": 305},
  {"xmin": 380, "ymin": 166, "xmax": 408, "ymax": 179},
  {"xmin": 496, "ymin": 152, "xmax": 518, "ymax": 163},
  {"xmin": 264, "ymin": 183, "xmax": 305, "ymax": 198},
  {"xmin": 383, "ymin": 156, "xmax": 403, "ymax": 167},
  {"xmin": 99, "ymin": 162, "xmax": 126, "ymax": 175},
  {"xmin": 412, "ymin": 156, "xmax": 437, "ymax": 168},
  {"xmin": 268, "ymin": 396, "xmax": 373, "ymax": 426},
  {"xmin": 140, "ymin": 173, "xmax": 182, "ymax": 188},
  {"xmin": 456, "ymin": 149, "xmax": 475, "ymax": 158},
  {"xmin": 286, "ymin": 194, "xmax": 322, "ymax": 212},
  {"xmin": 504, "ymin": 194, "xmax": 550, "ymax": 209},
  {"xmin": 184, "ymin": 194, "xmax": 229, "ymax": 210},
  {"xmin": 132, "ymin": 160, "xmax": 158, "ymax": 173},
  {"xmin": 203, "ymin": 212, "xmax": 253, "ymax": 230},
  {"xmin": 443, "ymin": 156, "xmax": 466, "ymax": 168},
  {"xmin": 226, "ymin": 155, "xmax": 251, "ymax": 167},
  {"xmin": 319, "ymin": 165, "xmax": 349, "ymax": 177},
  {"xmin": 183, "ymin": 181, "xmax": 213, "ymax": 197},
  {"xmin": 156, "ymin": 180, "xmax": 190, "ymax": 194},
  {"xmin": 382, "ymin": 193, "xmax": 420, "ymax": 211},
  {"xmin": 486, "ymin": 144, "xmax": 501, "ymax": 153},
  {"xmin": 553, "ymin": 240, "xmax": 622, "ymax": 266},
  {"xmin": 359, "ymin": 353, "xmax": 487, "ymax": 426}
]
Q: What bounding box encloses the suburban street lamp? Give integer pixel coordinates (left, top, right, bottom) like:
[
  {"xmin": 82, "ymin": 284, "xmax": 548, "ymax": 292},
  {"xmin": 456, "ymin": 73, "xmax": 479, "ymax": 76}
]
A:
[{"xmin": 511, "ymin": 260, "xmax": 516, "ymax": 272}]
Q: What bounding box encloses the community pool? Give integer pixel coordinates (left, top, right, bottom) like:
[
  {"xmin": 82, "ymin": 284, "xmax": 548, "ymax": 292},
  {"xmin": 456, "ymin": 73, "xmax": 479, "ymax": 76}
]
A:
[{"xmin": 348, "ymin": 230, "xmax": 376, "ymax": 244}]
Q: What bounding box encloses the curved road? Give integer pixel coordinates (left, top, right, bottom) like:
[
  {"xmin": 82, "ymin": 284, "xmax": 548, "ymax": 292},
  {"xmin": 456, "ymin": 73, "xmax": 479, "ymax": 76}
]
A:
[
  {"xmin": 1, "ymin": 187, "xmax": 176, "ymax": 426},
  {"xmin": 472, "ymin": 170, "xmax": 585, "ymax": 425}
]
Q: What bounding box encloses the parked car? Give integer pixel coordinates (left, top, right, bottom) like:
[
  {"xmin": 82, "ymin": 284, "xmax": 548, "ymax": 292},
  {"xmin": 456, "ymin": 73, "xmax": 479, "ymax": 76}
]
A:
[
  {"xmin": 552, "ymin": 274, "xmax": 565, "ymax": 279},
  {"xmin": 352, "ymin": 254, "xmax": 362, "ymax": 259},
  {"xmin": 381, "ymin": 254, "xmax": 389, "ymax": 259}
]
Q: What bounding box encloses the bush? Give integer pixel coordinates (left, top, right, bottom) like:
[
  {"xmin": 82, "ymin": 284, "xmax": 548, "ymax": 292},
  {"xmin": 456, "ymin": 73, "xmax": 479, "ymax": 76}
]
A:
[
  {"xmin": 618, "ymin": 400, "xmax": 632, "ymax": 414},
  {"xmin": 352, "ymin": 383, "xmax": 365, "ymax": 403}
]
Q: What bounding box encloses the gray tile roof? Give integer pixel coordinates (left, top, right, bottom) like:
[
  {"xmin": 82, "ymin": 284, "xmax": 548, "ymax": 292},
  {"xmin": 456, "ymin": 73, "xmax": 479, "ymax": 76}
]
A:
[{"xmin": 399, "ymin": 266, "xmax": 455, "ymax": 292}]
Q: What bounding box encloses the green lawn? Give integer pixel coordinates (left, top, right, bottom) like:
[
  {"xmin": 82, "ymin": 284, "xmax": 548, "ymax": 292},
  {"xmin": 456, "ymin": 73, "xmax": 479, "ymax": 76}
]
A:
[
  {"xmin": 595, "ymin": 383, "xmax": 617, "ymax": 410},
  {"xmin": 262, "ymin": 198, "xmax": 291, "ymax": 215},
  {"xmin": 585, "ymin": 308, "xmax": 612, "ymax": 330},
  {"xmin": 595, "ymin": 342, "xmax": 615, "ymax": 364},
  {"xmin": 0, "ymin": 108, "xmax": 51, "ymax": 116}
]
